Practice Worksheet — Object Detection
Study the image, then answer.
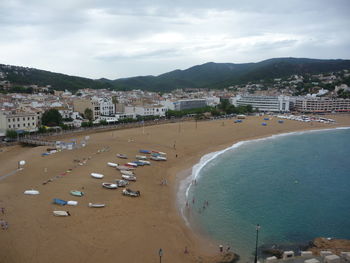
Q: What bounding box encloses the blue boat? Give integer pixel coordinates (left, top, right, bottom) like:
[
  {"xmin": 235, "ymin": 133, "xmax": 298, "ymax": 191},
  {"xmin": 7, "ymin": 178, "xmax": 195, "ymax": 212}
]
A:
[
  {"xmin": 262, "ymin": 122, "xmax": 267, "ymax": 126},
  {"xmin": 278, "ymin": 120, "xmax": 284, "ymax": 124},
  {"xmin": 139, "ymin": 150, "xmax": 151, "ymax": 154},
  {"xmin": 53, "ymin": 198, "xmax": 67, "ymax": 206},
  {"xmin": 264, "ymin": 117, "xmax": 270, "ymax": 120},
  {"xmin": 133, "ymin": 161, "xmax": 145, "ymax": 166}
]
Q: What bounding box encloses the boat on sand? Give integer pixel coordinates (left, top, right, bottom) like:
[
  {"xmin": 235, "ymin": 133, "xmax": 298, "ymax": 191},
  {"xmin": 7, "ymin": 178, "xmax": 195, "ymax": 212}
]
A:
[
  {"xmin": 53, "ymin": 211, "xmax": 71, "ymax": 216},
  {"xmin": 91, "ymin": 173, "xmax": 104, "ymax": 179},
  {"xmin": 102, "ymin": 182, "xmax": 118, "ymax": 189},
  {"xmin": 88, "ymin": 203, "xmax": 105, "ymax": 208},
  {"xmin": 120, "ymin": 170, "xmax": 134, "ymax": 176},
  {"xmin": 107, "ymin": 162, "xmax": 118, "ymax": 168},
  {"xmin": 122, "ymin": 174, "xmax": 137, "ymax": 181},
  {"xmin": 117, "ymin": 165, "xmax": 134, "ymax": 171},
  {"xmin": 116, "ymin": 154, "xmax": 128, "ymax": 159},
  {"xmin": 70, "ymin": 190, "xmax": 84, "ymax": 197},
  {"xmin": 115, "ymin": 179, "xmax": 129, "ymax": 187},
  {"xmin": 122, "ymin": 188, "xmax": 140, "ymax": 197},
  {"xmin": 24, "ymin": 190, "xmax": 40, "ymax": 195}
]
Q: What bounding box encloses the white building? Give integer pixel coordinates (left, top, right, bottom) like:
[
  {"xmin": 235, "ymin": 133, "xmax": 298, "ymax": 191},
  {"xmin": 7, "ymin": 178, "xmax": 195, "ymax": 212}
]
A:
[
  {"xmin": 230, "ymin": 95, "xmax": 290, "ymax": 112},
  {"xmin": 124, "ymin": 105, "xmax": 167, "ymax": 117},
  {"xmin": 73, "ymin": 97, "xmax": 115, "ymax": 120},
  {"xmin": 173, "ymin": 99, "xmax": 207, "ymax": 111},
  {"xmin": 99, "ymin": 113, "xmax": 135, "ymax": 123},
  {"xmin": 0, "ymin": 110, "xmax": 40, "ymax": 133}
]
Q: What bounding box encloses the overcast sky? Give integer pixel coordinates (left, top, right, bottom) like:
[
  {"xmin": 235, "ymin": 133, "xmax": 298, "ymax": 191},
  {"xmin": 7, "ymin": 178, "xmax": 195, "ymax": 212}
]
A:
[{"xmin": 1, "ymin": 0, "xmax": 349, "ymax": 79}]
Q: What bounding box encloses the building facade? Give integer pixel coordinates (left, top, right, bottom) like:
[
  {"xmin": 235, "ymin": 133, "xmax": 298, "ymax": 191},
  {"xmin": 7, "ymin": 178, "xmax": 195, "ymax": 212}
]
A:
[
  {"xmin": 294, "ymin": 98, "xmax": 350, "ymax": 113},
  {"xmin": 124, "ymin": 105, "xmax": 167, "ymax": 117},
  {"xmin": 173, "ymin": 99, "xmax": 207, "ymax": 111},
  {"xmin": 230, "ymin": 95, "xmax": 290, "ymax": 112},
  {"xmin": 73, "ymin": 97, "xmax": 115, "ymax": 120},
  {"xmin": 0, "ymin": 110, "xmax": 40, "ymax": 133}
]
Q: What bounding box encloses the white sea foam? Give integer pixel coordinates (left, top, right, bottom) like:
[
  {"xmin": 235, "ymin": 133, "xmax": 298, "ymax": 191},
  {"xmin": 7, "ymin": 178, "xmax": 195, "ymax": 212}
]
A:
[{"xmin": 178, "ymin": 126, "xmax": 350, "ymax": 226}]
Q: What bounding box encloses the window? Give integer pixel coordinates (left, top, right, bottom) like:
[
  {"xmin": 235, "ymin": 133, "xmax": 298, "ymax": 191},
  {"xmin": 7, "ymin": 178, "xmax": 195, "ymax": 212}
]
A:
[
  {"xmin": 18, "ymin": 124, "xmax": 20, "ymax": 127},
  {"xmin": 23, "ymin": 117, "xmax": 25, "ymax": 121},
  {"xmin": 28, "ymin": 117, "xmax": 30, "ymax": 120},
  {"xmin": 23, "ymin": 123, "xmax": 26, "ymax": 127},
  {"xmin": 8, "ymin": 125, "xmax": 11, "ymax": 128},
  {"xmin": 32, "ymin": 117, "xmax": 34, "ymax": 120},
  {"xmin": 17, "ymin": 118, "xmax": 20, "ymax": 121},
  {"xmin": 33, "ymin": 123, "xmax": 34, "ymax": 125}
]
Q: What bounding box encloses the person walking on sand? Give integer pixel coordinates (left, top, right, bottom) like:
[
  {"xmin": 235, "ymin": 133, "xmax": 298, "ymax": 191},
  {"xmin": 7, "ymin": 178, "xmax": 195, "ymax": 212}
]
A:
[
  {"xmin": 1, "ymin": 207, "xmax": 4, "ymax": 214},
  {"xmin": 184, "ymin": 246, "xmax": 189, "ymax": 254},
  {"xmin": 219, "ymin": 245, "xmax": 223, "ymax": 253}
]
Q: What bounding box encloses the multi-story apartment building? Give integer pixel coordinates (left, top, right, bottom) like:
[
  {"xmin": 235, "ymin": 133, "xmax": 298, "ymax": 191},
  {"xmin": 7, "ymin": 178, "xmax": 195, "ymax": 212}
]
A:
[
  {"xmin": 124, "ymin": 105, "xmax": 167, "ymax": 117},
  {"xmin": 230, "ymin": 95, "xmax": 290, "ymax": 112},
  {"xmin": 294, "ymin": 98, "xmax": 350, "ymax": 113},
  {"xmin": 73, "ymin": 97, "xmax": 115, "ymax": 120},
  {"xmin": 173, "ymin": 99, "xmax": 207, "ymax": 111},
  {"xmin": 0, "ymin": 110, "xmax": 40, "ymax": 133}
]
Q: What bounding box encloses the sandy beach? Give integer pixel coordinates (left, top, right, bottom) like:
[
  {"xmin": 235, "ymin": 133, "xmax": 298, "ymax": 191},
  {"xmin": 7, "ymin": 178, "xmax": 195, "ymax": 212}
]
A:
[{"xmin": 1, "ymin": 115, "xmax": 350, "ymax": 263}]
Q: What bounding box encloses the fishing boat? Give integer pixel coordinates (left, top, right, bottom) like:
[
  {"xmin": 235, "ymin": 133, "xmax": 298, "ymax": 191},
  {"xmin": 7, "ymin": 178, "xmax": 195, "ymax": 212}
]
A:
[
  {"xmin": 102, "ymin": 182, "xmax": 118, "ymax": 189},
  {"xmin": 139, "ymin": 149, "xmax": 151, "ymax": 154},
  {"xmin": 117, "ymin": 165, "xmax": 134, "ymax": 171},
  {"xmin": 53, "ymin": 198, "xmax": 68, "ymax": 206},
  {"xmin": 70, "ymin": 190, "xmax": 84, "ymax": 197},
  {"xmin": 107, "ymin": 162, "xmax": 118, "ymax": 168},
  {"xmin": 138, "ymin": 160, "xmax": 151, "ymax": 165},
  {"xmin": 133, "ymin": 161, "xmax": 145, "ymax": 166},
  {"xmin": 136, "ymin": 155, "xmax": 147, "ymax": 160},
  {"xmin": 53, "ymin": 211, "xmax": 71, "ymax": 216},
  {"xmin": 122, "ymin": 188, "xmax": 140, "ymax": 197},
  {"xmin": 116, "ymin": 154, "xmax": 128, "ymax": 159},
  {"xmin": 122, "ymin": 174, "xmax": 137, "ymax": 181},
  {"xmin": 115, "ymin": 179, "xmax": 129, "ymax": 187},
  {"xmin": 91, "ymin": 173, "xmax": 104, "ymax": 179},
  {"xmin": 24, "ymin": 189, "xmax": 40, "ymax": 195},
  {"xmin": 126, "ymin": 162, "xmax": 138, "ymax": 167},
  {"xmin": 150, "ymin": 156, "xmax": 167, "ymax": 161},
  {"xmin": 152, "ymin": 150, "xmax": 167, "ymax": 156},
  {"xmin": 88, "ymin": 203, "xmax": 105, "ymax": 208},
  {"xmin": 67, "ymin": 201, "xmax": 78, "ymax": 206},
  {"xmin": 120, "ymin": 170, "xmax": 134, "ymax": 176}
]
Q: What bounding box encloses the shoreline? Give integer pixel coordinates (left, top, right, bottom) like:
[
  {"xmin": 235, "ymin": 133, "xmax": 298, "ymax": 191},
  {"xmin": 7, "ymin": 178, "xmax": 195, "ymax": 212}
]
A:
[
  {"xmin": 175, "ymin": 124, "xmax": 350, "ymax": 261},
  {"xmin": 1, "ymin": 115, "xmax": 350, "ymax": 263}
]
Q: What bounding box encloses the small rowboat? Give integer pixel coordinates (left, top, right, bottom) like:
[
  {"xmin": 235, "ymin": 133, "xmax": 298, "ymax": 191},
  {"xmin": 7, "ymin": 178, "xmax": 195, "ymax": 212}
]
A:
[
  {"xmin": 53, "ymin": 211, "xmax": 71, "ymax": 216},
  {"xmin": 120, "ymin": 170, "xmax": 134, "ymax": 176},
  {"xmin": 151, "ymin": 156, "xmax": 167, "ymax": 161},
  {"xmin": 91, "ymin": 173, "xmax": 104, "ymax": 179},
  {"xmin": 53, "ymin": 198, "xmax": 67, "ymax": 205},
  {"xmin": 139, "ymin": 149, "xmax": 151, "ymax": 154},
  {"xmin": 122, "ymin": 188, "xmax": 140, "ymax": 197},
  {"xmin": 116, "ymin": 154, "xmax": 128, "ymax": 159},
  {"xmin": 107, "ymin": 162, "xmax": 118, "ymax": 168},
  {"xmin": 88, "ymin": 203, "xmax": 105, "ymax": 208},
  {"xmin": 133, "ymin": 161, "xmax": 145, "ymax": 166},
  {"xmin": 70, "ymin": 190, "xmax": 84, "ymax": 197},
  {"xmin": 138, "ymin": 160, "xmax": 151, "ymax": 165},
  {"xmin": 102, "ymin": 183, "xmax": 118, "ymax": 189},
  {"xmin": 67, "ymin": 201, "xmax": 78, "ymax": 206},
  {"xmin": 136, "ymin": 155, "xmax": 147, "ymax": 160},
  {"xmin": 117, "ymin": 165, "xmax": 134, "ymax": 171},
  {"xmin": 127, "ymin": 162, "xmax": 138, "ymax": 167},
  {"xmin": 24, "ymin": 190, "xmax": 40, "ymax": 195},
  {"xmin": 115, "ymin": 179, "xmax": 129, "ymax": 187},
  {"xmin": 122, "ymin": 174, "xmax": 137, "ymax": 181}
]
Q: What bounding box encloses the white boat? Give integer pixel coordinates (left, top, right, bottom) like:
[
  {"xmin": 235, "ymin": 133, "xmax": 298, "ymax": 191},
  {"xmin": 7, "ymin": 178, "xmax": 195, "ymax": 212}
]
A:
[
  {"xmin": 116, "ymin": 154, "xmax": 128, "ymax": 159},
  {"xmin": 107, "ymin": 162, "xmax": 118, "ymax": 168},
  {"xmin": 136, "ymin": 155, "xmax": 147, "ymax": 160},
  {"xmin": 24, "ymin": 190, "xmax": 40, "ymax": 195},
  {"xmin": 102, "ymin": 182, "xmax": 118, "ymax": 189},
  {"xmin": 120, "ymin": 170, "xmax": 134, "ymax": 176},
  {"xmin": 150, "ymin": 156, "xmax": 167, "ymax": 161},
  {"xmin": 138, "ymin": 160, "xmax": 151, "ymax": 165},
  {"xmin": 115, "ymin": 179, "xmax": 129, "ymax": 187},
  {"xmin": 91, "ymin": 173, "xmax": 104, "ymax": 179},
  {"xmin": 127, "ymin": 162, "xmax": 138, "ymax": 167},
  {"xmin": 67, "ymin": 201, "xmax": 78, "ymax": 206},
  {"xmin": 88, "ymin": 203, "xmax": 105, "ymax": 208},
  {"xmin": 117, "ymin": 165, "xmax": 134, "ymax": 171},
  {"xmin": 122, "ymin": 188, "xmax": 140, "ymax": 197},
  {"xmin": 53, "ymin": 211, "xmax": 71, "ymax": 216},
  {"xmin": 122, "ymin": 174, "xmax": 137, "ymax": 181}
]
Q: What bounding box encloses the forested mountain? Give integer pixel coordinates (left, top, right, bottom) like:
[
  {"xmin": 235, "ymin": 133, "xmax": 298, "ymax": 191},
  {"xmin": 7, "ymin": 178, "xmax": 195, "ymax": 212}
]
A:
[{"xmin": 1, "ymin": 58, "xmax": 350, "ymax": 93}]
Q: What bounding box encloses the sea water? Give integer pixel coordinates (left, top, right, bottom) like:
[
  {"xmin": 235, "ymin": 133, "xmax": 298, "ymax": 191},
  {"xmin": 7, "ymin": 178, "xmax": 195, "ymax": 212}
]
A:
[{"xmin": 183, "ymin": 128, "xmax": 350, "ymax": 261}]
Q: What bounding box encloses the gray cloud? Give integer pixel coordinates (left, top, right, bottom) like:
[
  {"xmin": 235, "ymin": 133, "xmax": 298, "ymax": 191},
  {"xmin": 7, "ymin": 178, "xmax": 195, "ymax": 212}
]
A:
[{"xmin": 0, "ymin": 0, "xmax": 349, "ymax": 79}]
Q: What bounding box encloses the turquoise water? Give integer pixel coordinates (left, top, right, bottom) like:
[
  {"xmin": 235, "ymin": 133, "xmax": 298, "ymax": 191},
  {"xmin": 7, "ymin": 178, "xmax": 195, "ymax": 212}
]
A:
[{"xmin": 185, "ymin": 128, "xmax": 350, "ymax": 261}]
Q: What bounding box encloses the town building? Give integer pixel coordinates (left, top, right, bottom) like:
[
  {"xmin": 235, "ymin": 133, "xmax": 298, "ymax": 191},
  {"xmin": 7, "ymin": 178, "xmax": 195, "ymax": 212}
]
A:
[
  {"xmin": 173, "ymin": 99, "xmax": 207, "ymax": 111},
  {"xmin": 230, "ymin": 95, "xmax": 290, "ymax": 112},
  {"xmin": 294, "ymin": 98, "xmax": 350, "ymax": 113},
  {"xmin": 0, "ymin": 110, "xmax": 40, "ymax": 133},
  {"xmin": 73, "ymin": 97, "xmax": 115, "ymax": 120},
  {"xmin": 124, "ymin": 105, "xmax": 167, "ymax": 117}
]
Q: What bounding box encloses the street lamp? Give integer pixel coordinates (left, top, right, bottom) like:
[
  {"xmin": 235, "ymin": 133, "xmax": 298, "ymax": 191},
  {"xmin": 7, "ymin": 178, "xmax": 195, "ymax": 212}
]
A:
[
  {"xmin": 159, "ymin": 248, "xmax": 163, "ymax": 263},
  {"xmin": 254, "ymin": 224, "xmax": 261, "ymax": 263}
]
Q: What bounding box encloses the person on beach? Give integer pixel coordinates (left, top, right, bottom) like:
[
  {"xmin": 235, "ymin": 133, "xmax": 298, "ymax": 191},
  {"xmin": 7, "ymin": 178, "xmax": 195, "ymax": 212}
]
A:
[
  {"xmin": 219, "ymin": 245, "xmax": 223, "ymax": 253},
  {"xmin": 1, "ymin": 207, "xmax": 4, "ymax": 214},
  {"xmin": 226, "ymin": 246, "xmax": 231, "ymax": 253},
  {"xmin": 184, "ymin": 246, "xmax": 189, "ymax": 254}
]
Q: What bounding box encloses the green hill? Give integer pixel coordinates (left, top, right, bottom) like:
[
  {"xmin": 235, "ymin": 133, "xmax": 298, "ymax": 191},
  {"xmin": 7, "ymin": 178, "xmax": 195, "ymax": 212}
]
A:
[{"xmin": 1, "ymin": 58, "xmax": 350, "ymax": 93}]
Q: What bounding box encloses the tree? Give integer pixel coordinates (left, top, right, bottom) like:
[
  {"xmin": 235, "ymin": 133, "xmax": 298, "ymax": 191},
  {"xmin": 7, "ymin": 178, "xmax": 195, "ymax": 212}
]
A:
[
  {"xmin": 84, "ymin": 108, "xmax": 93, "ymax": 121},
  {"xmin": 41, "ymin": 109, "xmax": 62, "ymax": 127},
  {"xmin": 99, "ymin": 120, "xmax": 108, "ymax": 125},
  {"xmin": 6, "ymin": 129, "xmax": 17, "ymax": 139}
]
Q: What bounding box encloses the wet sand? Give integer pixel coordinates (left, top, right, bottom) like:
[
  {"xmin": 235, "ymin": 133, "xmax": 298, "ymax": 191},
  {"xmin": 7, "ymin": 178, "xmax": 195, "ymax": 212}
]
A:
[{"xmin": 0, "ymin": 115, "xmax": 349, "ymax": 263}]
